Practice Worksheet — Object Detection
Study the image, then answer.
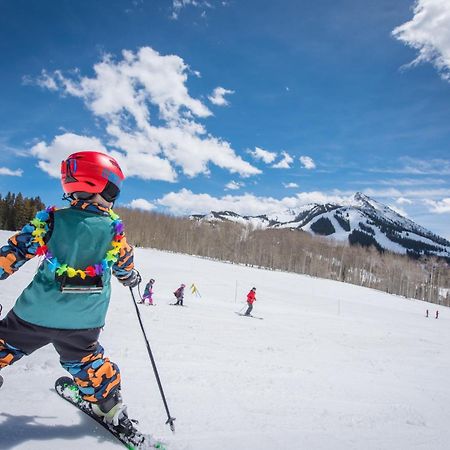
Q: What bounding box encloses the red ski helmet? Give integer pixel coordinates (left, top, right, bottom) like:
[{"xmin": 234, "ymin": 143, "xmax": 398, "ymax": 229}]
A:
[{"xmin": 61, "ymin": 151, "xmax": 125, "ymax": 202}]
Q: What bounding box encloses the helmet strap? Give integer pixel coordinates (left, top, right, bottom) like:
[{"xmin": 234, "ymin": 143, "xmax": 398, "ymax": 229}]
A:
[{"xmin": 62, "ymin": 193, "xmax": 74, "ymax": 202}]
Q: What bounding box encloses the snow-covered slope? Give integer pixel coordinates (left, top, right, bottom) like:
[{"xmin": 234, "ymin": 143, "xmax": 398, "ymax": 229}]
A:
[
  {"xmin": 0, "ymin": 230, "xmax": 449, "ymax": 450},
  {"xmin": 192, "ymin": 192, "xmax": 450, "ymax": 259}
]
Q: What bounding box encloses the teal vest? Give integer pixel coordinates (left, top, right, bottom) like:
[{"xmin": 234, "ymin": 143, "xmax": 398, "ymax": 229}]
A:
[{"xmin": 13, "ymin": 207, "xmax": 115, "ymax": 329}]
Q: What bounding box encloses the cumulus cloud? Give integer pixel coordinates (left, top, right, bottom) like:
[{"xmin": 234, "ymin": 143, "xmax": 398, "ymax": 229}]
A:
[
  {"xmin": 156, "ymin": 188, "xmax": 351, "ymax": 215},
  {"xmin": 299, "ymin": 155, "xmax": 316, "ymax": 170},
  {"xmin": 225, "ymin": 181, "xmax": 244, "ymax": 190},
  {"xmin": 424, "ymin": 197, "xmax": 450, "ymax": 213},
  {"xmin": 272, "ymin": 151, "xmax": 293, "ymax": 169},
  {"xmin": 31, "ymin": 47, "xmax": 260, "ymax": 181},
  {"xmin": 392, "ymin": 0, "xmax": 450, "ymax": 81},
  {"xmin": 248, "ymin": 146, "xmax": 277, "ymax": 164},
  {"xmin": 128, "ymin": 198, "xmax": 156, "ymax": 211},
  {"xmin": 30, "ymin": 133, "xmax": 107, "ymax": 178},
  {"xmin": 208, "ymin": 87, "xmax": 235, "ymax": 106},
  {"xmin": 283, "ymin": 182, "xmax": 299, "ymax": 189},
  {"xmin": 0, "ymin": 167, "xmax": 23, "ymax": 176}
]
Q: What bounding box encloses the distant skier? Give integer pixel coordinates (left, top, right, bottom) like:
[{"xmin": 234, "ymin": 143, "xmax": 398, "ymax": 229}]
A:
[
  {"xmin": 142, "ymin": 278, "xmax": 155, "ymax": 305},
  {"xmin": 0, "ymin": 152, "xmax": 142, "ymax": 437},
  {"xmin": 244, "ymin": 287, "xmax": 257, "ymax": 316},
  {"xmin": 426, "ymin": 309, "xmax": 429, "ymax": 318},
  {"xmin": 174, "ymin": 284, "xmax": 186, "ymax": 306},
  {"xmin": 436, "ymin": 310, "xmax": 439, "ymax": 319}
]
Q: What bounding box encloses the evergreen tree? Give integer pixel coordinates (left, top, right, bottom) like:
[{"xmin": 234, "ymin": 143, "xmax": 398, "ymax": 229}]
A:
[
  {"xmin": 4, "ymin": 192, "xmax": 16, "ymax": 230},
  {"xmin": 0, "ymin": 191, "xmax": 46, "ymax": 230}
]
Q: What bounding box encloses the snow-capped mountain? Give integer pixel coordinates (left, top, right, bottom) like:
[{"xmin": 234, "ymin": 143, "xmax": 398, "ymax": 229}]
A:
[{"xmin": 191, "ymin": 192, "xmax": 450, "ymax": 259}]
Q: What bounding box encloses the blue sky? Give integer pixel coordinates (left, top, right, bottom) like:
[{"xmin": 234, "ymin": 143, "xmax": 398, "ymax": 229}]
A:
[{"xmin": 1, "ymin": 0, "xmax": 450, "ymax": 238}]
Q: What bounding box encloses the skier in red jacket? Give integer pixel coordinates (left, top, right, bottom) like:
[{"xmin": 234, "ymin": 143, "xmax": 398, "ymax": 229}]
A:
[{"xmin": 244, "ymin": 287, "xmax": 256, "ymax": 316}]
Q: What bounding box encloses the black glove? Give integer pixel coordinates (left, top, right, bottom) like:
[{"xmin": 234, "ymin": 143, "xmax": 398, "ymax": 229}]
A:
[{"xmin": 119, "ymin": 269, "xmax": 141, "ymax": 288}]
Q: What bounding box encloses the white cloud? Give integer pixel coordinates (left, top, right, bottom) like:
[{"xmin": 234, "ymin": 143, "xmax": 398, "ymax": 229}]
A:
[
  {"xmin": 424, "ymin": 197, "xmax": 450, "ymax": 213},
  {"xmin": 380, "ymin": 178, "xmax": 445, "ymax": 186},
  {"xmin": 283, "ymin": 182, "xmax": 299, "ymax": 189},
  {"xmin": 208, "ymin": 87, "xmax": 235, "ymax": 106},
  {"xmin": 370, "ymin": 157, "xmax": 450, "ymax": 175},
  {"xmin": 156, "ymin": 188, "xmax": 351, "ymax": 215},
  {"xmin": 32, "ymin": 47, "xmax": 260, "ymax": 181},
  {"xmin": 225, "ymin": 181, "xmax": 244, "ymax": 190},
  {"xmin": 393, "ymin": 0, "xmax": 450, "ymax": 81},
  {"xmin": 30, "ymin": 133, "xmax": 107, "ymax": 178},
  {"xmin": 335, "ymin": 187, "xmax": 450, "ymax": 199},
  {"xmin": 171, "ymin": 0, "xmax": 224, "ymax": 19},
  {"xmin": 248, "ymin": 146, "xmax": 277, "ymax": 164},
  {"xmin": 272, "ymin": 151, "xmax": 293, "ymax": 169},
  {"xmin": 397, "ymin": 197, "xmax": 413, "ymax": 205},
  {"xmin": 400, "ymin": 157, "xmax": 450, "ymax": 175},
  {"xmin": 0, "ymin": 167, "xmax": 23, "ymax": 177},
  {"xmin": 128, "ymin": 198, "xmax": 156, "ymax": 211},
  {"xmin": 299, "ymin": 155, "xmax": 316, "ymax": 170},
  {"xmin": 23, "ymin": 69, "xmax": 58, "ymax": 90}
]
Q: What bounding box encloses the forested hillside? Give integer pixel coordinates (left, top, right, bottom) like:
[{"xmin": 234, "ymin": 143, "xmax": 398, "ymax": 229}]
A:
[
  {"xmin": 1, "ymin": 193, "xmax": 447, "ymax": 306},
  {"xmin": 117, "ymin": 207, "xmax": 450, "ymax": 306}
]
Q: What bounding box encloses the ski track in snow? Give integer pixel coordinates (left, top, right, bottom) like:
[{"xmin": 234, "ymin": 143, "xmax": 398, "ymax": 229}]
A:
[{"xmin": 0, "ymin": 230, "xmax": 448, "ymax": 450}]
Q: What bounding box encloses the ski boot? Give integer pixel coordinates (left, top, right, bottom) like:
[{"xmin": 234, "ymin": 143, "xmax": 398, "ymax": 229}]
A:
[{"xmin": 92, "ymin": 391, "xmax": 135, "ymax": 436}]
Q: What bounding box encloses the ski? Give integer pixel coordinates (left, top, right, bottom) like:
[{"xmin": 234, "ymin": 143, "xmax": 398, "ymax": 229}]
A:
[
  {"xmin": 54, "ymin": 377, "xmax": 166, "ymax": 450},
  {"xmin": 0, "ymin": 374, "xmax": 3, "ymax": 389},
  {"xmin": 235, "ymin": 312, "xmax": 263, "ymax": 320}
]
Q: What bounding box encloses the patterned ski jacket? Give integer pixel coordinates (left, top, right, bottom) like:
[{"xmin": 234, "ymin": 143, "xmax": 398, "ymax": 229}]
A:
[{"xmin": 0, "ymin": 200, "xmax": 134, "ymax": 329}]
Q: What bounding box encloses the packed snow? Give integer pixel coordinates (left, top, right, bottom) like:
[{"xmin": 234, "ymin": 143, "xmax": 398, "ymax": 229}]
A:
[{"xmin": 0, "ymin": 229, "xmax": 449, "ymax": 450}]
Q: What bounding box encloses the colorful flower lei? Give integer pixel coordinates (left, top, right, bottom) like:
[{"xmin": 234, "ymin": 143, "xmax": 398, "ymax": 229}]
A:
[{"xmin": 31, "ymin": 206, "xmax": 124, "ymax": 280}]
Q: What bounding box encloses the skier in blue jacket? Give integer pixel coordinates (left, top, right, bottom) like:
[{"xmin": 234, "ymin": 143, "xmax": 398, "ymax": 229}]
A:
[{"xmin": 0, "ymin": 151, "xmax": 141, "ymax": 436}]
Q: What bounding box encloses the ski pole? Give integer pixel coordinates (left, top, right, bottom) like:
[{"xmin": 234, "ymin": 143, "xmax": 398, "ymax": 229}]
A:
[
  {"xmin": 129, "ymin": 286, "xmax": 176, "ymax": 433},
  {"xmin": 137, "ymin": 282, "xmax": 145, "ymax": 303}
]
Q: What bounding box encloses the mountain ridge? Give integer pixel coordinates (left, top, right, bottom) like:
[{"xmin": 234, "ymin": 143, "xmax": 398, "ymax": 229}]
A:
[{"xmin": 190, "ymin": 192, "xmax": 450, "ymax": 259}]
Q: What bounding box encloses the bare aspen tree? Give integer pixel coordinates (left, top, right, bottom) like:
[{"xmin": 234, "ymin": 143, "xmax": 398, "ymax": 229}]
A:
[{"xmin": 116, "ymin": 207, "xmax": 449, "ymax": 305}]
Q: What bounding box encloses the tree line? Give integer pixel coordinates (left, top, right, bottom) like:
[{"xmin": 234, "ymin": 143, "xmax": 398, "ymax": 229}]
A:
[
  {"xmin": 0, "ymin": 192, "xmax": 447, "ymax": 306},
  {"xmin": 116, "ymin": 207, "xmax": 450, "ymax": 306},
  {"xmin": 0, "ymin": 192, "xmax": 46, "ymax": 231}
]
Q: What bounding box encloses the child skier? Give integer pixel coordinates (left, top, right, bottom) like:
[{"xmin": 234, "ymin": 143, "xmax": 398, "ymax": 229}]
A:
[
  {"xmin": 142, "ymin": 278, "xmax": 155, "ymax": 305},
  {"xmin": 244, "ymin": 287, "xmax": 257, "ymax": 316},
  {"xmin": 173, "ymin": 284, "xmax": 186, "ymax": 306},
  {"xmin": 0, "ymin": 151, "xmax": 141, "ymax": 437}
]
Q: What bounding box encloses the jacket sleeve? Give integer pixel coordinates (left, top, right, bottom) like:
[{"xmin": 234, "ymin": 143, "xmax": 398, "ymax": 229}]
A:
[
  {"xmin": 112, "ymin": 234, "xmax": 135, "ymax": 281},
  {"xmin": 0, "ymin": 222, "xmax": 44, "ymax": 280}
]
